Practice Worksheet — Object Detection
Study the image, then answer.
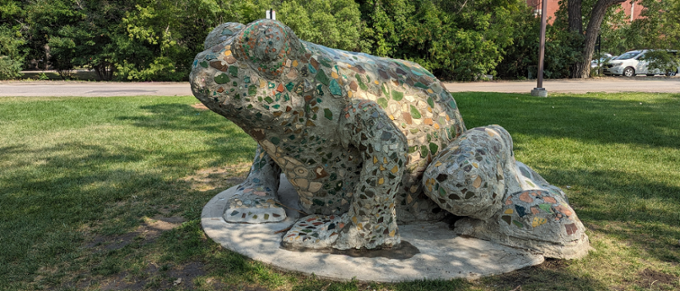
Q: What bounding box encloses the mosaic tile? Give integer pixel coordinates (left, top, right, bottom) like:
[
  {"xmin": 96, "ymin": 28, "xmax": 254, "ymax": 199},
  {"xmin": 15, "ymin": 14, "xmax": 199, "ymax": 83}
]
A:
[{"xmin": 190, "ymin": 20, "xmax": 586, "ymax": 255}]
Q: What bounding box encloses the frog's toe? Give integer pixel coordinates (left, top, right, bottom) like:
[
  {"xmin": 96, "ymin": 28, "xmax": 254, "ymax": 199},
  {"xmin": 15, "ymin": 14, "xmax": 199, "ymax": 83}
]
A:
[
  {"xmin": 223, "ymin": 185, "xmax": 286, "ymax": 223},
  {"xmin": 280, "ymin": 214, "xmax": 346, "ymax": 249},
  {"xmin": 454, "ymin": 190, "xmax": 590, "ymax": 259}
]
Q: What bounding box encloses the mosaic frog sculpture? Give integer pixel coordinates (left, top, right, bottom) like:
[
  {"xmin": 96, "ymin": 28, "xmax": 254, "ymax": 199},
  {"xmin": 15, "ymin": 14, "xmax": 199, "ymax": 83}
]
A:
[{"xmin": 190, "ymin": 20, "xmax": 589, "ymax": 258}]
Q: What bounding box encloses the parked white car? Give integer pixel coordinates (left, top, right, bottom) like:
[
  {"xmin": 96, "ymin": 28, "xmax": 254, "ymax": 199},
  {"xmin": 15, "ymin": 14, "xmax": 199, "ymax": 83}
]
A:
[{"xmin": 603, "ymin": 50, "xmax": 679, "ymax": 77}]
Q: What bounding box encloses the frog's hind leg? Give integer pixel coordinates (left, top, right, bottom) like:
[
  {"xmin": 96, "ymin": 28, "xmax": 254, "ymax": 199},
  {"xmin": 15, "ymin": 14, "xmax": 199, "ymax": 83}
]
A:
[
  {"xmin": 223, "ymin": 145, "xmax": 287, "ymax": 223},
  {"xmin": 423, "ymin": 125, "xmax": 590, "ymax": 259}
]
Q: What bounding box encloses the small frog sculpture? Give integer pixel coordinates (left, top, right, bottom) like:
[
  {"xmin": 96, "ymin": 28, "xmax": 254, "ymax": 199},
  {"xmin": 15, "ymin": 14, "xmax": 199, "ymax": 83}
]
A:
[{"xmin": 190, "ymin": 20, "xmax": 589, "ymax": 258}]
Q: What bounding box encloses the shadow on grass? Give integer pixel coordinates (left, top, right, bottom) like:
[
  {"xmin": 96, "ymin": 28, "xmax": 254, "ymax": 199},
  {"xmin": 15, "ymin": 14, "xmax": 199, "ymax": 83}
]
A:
[
  {"xmin": 0, "ymin": 101, "xmax": 257, "ymax": 288},
  {"xmin": 483, "ymin": 259, "xmax": 612, "ymax": 291},
  {"xmin": 117, "ymin": 103, "xmax": 234, "ymax": 134}
]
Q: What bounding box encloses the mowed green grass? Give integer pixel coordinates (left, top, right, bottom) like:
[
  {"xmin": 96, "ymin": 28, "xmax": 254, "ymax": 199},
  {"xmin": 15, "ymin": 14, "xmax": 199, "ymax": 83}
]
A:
[{"xmin": 0, "ymin": 92, "xmax": 678, "ymax": 290}]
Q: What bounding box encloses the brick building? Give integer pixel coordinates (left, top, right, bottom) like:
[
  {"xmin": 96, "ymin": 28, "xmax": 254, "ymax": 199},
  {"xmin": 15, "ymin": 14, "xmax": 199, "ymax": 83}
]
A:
[{"xmin": 528, "ymin": 0, "xmax": 643, "ymax": 24}]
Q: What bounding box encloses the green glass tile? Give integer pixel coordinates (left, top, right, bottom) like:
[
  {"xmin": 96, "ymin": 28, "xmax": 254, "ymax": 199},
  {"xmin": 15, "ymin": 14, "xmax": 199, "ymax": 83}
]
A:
[
  {"xmin": 228, "ymin": 66, "xmax": 238, "ymax": 77},
  {"xmin": 427, "ymin": 97, "xmax": 435, "ymax": 108},
  {"xmin": 539, "ymin": 203, "xmax": 553, "ymax": 213},
  {"xmin": 429, "ymin": 143, "xmax": 439, "ymax": 155},
  {"xmin": 248, "ymin": 85, "xmax": 257, "ymax": 96},
  {"xmin": 377, "ymin": 98, "xmax": 388, "ymax": 108},
  {"xmin": 355, "ymin": 74, "xmax": 368, "ymax": 91},
  {"xmin": 285, "ymin": 82, "xmax": 295, "ymax": 91},
  {"xmin": 214, "ymin": 73, "xmax": 230, "ymax": 84},
  {"xmin": 264, "ymin": 97, "xmax": 274, "ymax": 104},
  {"xmin": 512, "ymin": 220, "xmax": 524, "ymax": 228},
  {"xmin": 392, "ymin": 90, "xmax": 404, "ymax": 101},
  {"xmin": 410, "ymin": 105, "xmax": 421, "ymax": 119},
  {"xmin": 316, "ymin": 70, "xmax": 330, "ymax": 86},
  {"xmin": 414, "ymin": 82, "xmax": 428, "ymax": 89},
  {"xmin": 324, "ymin": 108, "xmax": 333, "ymax": 120},
  {"xmin": 271, "ymin": 137, "xmax": 280, "ymax": 145},
  {"xmin": 200, "ymin": 61, "xmax": 208, "ymax": 68},
  {"xmin": 420, "ymin": 145, "xmax": 429, "ymax": 158},
  {"xmin": 319, "ymin": 57, "xmax": 332, "ymax": 68}
]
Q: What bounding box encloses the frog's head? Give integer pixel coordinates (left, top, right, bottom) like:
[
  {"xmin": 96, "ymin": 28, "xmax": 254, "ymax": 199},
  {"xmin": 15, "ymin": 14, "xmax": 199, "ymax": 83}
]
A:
[{"xmin": 190, "ymin": 20, "xmax": 305, "ymax": 128}]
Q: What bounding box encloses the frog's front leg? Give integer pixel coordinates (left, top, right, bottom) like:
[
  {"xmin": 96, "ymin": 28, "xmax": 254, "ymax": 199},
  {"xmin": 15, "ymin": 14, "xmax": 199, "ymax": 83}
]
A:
[
  {"xmin": 223, "ymin": 145, "xmax": 286, "ymax": 223},
  {"xmin": 280, "ymin": 100, "xmax": 406, "ymax": 250},
  {"xmin": 333, "ymin": 100, "xmax": 407, "ymax": 250}
]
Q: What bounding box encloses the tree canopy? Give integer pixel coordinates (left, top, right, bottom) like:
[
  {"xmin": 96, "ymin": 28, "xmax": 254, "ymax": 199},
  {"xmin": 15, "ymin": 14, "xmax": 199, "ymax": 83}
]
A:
[{"xmin": 0, "ymin": 0, "xmax": 676, "ymax": 81}]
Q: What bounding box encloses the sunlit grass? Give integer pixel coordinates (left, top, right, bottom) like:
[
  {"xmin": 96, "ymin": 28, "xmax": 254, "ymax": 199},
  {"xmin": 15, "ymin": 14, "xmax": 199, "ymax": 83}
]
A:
[{"xmin": 0, "ymin": 93, "xmax": 678, "ymax": 290}]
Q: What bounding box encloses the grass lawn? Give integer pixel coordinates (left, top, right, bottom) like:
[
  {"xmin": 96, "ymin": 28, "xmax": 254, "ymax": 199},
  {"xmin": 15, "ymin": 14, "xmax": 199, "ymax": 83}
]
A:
[{"xmin": 0, "ymin": 92, "xmax": 679, "ymax": 290}]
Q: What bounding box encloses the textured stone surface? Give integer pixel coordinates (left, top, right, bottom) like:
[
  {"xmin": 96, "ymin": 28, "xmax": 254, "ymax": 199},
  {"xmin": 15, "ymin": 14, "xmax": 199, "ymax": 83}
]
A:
[
  {"xmin": 190, "ymin": 19, "xmax": 590, "ymax": 258},
  {"xmin": 201, "ymin": 177, "xmax": 545, "ymax": 282},
  {"xmin": 423, "ymin": 126, "xmax": 591, "ymax": 259}
]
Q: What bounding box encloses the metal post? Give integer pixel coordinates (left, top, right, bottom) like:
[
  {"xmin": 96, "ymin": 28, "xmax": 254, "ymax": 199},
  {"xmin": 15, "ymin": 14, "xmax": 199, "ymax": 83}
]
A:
[
  {"xmin": 531, "ymin": 0, "xmax": 548, "ymax": 97},
  {"xmin": 266, "ymin": 9, "xmax": 276, "ymax": 20}
]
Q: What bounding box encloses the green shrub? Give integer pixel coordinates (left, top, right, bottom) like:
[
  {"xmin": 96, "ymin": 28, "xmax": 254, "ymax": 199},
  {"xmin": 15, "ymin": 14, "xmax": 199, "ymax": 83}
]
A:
[{"xmin": 0, "ymin": 25, "xmax": 24, "ymax": 79}]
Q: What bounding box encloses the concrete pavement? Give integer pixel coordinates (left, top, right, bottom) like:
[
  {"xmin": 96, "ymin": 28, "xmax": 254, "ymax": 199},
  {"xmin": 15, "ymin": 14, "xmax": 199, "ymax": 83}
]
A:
[
  {"xmin": 1, "ymin": 76, "xmax": 678, "ymax": 97},
  {"xmin": 444, "ymin": 76, "xmax": 680, "ymax": 94},
  {"xmin": 0, "ymin": 81, "xmax": 192, "ymax": 97}
]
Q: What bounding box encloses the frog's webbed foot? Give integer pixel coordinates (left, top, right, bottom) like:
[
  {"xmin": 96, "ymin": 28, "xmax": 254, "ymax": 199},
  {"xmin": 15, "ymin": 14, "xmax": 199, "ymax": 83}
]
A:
[
  {"xmin": 281, "ymin": 214, "xmax": 347, "ymax": 249},
  {"xmin": 223, "ymin": 145, "xmax": 286, "ymax": 223},
  {"xmin": 423, "ymin": 125, "xmax": 589, "ymax": 259}
]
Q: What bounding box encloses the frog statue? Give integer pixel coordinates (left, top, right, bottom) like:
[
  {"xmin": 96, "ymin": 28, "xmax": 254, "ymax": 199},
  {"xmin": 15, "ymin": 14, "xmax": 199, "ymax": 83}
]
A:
[{"xmin": 190, "ymin": 20, "xmax": 589, "ymax": 259}]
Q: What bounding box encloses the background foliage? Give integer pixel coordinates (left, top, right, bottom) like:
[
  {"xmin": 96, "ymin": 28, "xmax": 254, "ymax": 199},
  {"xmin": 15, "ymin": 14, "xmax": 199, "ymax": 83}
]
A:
[{"xmin": 0, "ymin": 0, "xmax": 677, "ymax": 81}]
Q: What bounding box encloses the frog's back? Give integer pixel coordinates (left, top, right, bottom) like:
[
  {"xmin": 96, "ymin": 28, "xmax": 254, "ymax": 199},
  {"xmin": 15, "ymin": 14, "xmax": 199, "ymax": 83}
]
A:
[{"xmin": 307, "ymin": 42, "xmax": 467, "ymax": 221}]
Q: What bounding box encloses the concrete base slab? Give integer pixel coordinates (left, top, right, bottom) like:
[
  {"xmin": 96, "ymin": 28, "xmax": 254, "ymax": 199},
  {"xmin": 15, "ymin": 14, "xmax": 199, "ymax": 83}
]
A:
[
  {"xmin": 531, "ymin": 88, "xmax": 549, "ymax": 97},
  {"xmin": 201, "ymin": 175, "xmax": 545, "ymax": 282}
]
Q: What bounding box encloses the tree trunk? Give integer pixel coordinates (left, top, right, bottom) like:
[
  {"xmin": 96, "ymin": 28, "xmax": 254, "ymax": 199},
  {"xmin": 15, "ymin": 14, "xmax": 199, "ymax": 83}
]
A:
[
  {"xmin": 571, "ymin": 0, "xmax": 626, "ymax": 78},
  {"xmin": 568, "ymin": 0, "xmax": 582, "ymax": 34}
]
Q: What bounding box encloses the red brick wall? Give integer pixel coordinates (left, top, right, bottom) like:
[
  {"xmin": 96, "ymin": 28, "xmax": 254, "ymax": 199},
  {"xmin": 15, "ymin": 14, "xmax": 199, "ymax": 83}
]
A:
[{"xmin": 526, "ymin": 0, "xmax": 643, "ymax": 24}]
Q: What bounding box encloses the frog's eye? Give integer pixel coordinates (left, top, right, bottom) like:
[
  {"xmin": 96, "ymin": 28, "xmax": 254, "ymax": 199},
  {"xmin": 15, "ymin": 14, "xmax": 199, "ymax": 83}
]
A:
[
  {"xmin": 232, "ymin": 19, "xmax": 302, "ymax": 79},
  {"xmin": 204, "ymin": 22, "xmax": 245, "ymax": 50}
]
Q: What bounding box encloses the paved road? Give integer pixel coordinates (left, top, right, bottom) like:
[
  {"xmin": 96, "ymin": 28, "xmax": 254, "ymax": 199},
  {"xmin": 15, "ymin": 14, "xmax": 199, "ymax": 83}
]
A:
[
  {"xmin": 1, "ymin": 76, "xmax": 678, "ymax": 97},
  {"xmin": 0, "ymin": 81, "xmax": 192, "ymax": 97},
  {"xmin": 444, "ymin": 76, "xmax": 680, "ymax": 94}
]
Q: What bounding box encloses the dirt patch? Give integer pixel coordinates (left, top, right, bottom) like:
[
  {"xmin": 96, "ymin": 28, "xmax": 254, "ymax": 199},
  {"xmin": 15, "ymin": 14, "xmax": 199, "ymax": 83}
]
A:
[
  {"xmin": 85, "ymin": 216, "xmax": 186, "ymax": 251},
  {"xmin": 96, "ymin": 261, "xmax": 217, "ymax": 290},
  {"xmin": 536, "ymin": 258, "xmax": 569, "ymax": 271},
  {"xmin": 485, "ymin": 259, "xmax": 575, "ymax": 290},
  {"xmin": 179, "ymin": 163, "xmax": 250, "ymax": 192},
  {"xmin": 629, "ymin": 268, "xmax": 679, "ymax": 290},
  {"xmin": 191, "ymin": 103, "xmax": 209, "ymax": 110}
]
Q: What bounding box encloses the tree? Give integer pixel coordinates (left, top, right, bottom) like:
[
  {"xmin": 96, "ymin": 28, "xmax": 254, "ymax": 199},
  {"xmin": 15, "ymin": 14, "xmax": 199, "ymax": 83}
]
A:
[
  {"xmin": 569, "ymin": 0, "xmax": 627, "ymax": 78},
  {"xmin": 0, "ymin": 25, "xmax": 24, "ymax": 79}
]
